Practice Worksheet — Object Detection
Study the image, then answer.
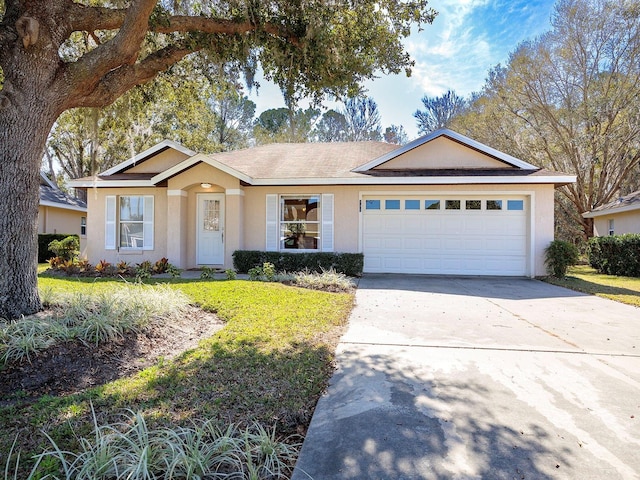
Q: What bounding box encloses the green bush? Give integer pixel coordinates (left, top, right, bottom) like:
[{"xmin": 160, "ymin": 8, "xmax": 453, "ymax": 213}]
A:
[
  {"xmin": 232, "ymin": 251, "xmax": 364, "ymax": 277},
  {"xmin": 588, "ymin": 234, "xmax": 640, "ymax": 277},
  {"xmin": 48, "ymin": 235, "xmax": 80, "ymax": 261},
  {"xmin": 545, "ymin": 240, "xmax": 579, "ymax": 278},
  {"xmin": 38, "ymin": 234, "xmax": 79, "ymax": 263}
]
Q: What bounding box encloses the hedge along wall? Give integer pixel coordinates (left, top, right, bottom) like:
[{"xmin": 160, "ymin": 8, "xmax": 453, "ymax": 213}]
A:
[
  {"xmin": 38, "ymin": 234, "xmax": 79, "ymax": 263},
  {"xmin": 232, "ymin": 251, "xmax": 364, "ymax": 277},
  {"xmin": 588, "ymin": 234, "xmax": 640, "ymax": 277}
]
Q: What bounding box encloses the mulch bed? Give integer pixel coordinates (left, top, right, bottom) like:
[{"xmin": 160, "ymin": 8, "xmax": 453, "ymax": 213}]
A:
[{"xmin": 0, "ymin": 307, "xmax": 223, "ymax": 405}]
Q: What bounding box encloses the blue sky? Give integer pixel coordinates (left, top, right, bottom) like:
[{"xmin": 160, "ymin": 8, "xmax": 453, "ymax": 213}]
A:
[{"xmin": 247, "ymin": 0, "xmax": 557, "ymax": 140}]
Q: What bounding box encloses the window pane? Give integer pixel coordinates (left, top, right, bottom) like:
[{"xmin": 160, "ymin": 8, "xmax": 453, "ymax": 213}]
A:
[
  {"xmin": 507, "ymin": 200, "xmax": 524, "ymax": 211},
  {"xmin": 466, "ymin": 200, "xmax": 481, "ymax": 210},
  {"xmin": 445, "ymin": 200, "xmax": 461, "ymax": 210},
  {"xmin": 281, "ymin": 197, "xmax": 319, "ymax": 222},
  {"xmin": 385, "ymin": 199, "xmax": 401, "ymax": 210},
  {"xmin": 487, "ymin": 200, "xmax": 503, "ymax": 210},
  {"xmin": 365, "ymin": 199, "xmax": 380, "ymax": 210},
  {"xmin": 405, "ymin": 200, "xmax": 420, "ymax": 210},
  {"xmin": 281, "ymin": 223, "xmax": 319, "ymax": 250},
  {"xmin": 120, "ymin": 222, "xmax": 144, "ymax": 248},
  {"xmin": 120, "ymin": 196, "xmax": 144, "ymax": 221},
  {"xmin": 425, "ymin": 200, "xmax": 440, "ymax": 210},
  {"xmin": 203, "ymin": 199, "xmax": 220, "ymax": 231}
]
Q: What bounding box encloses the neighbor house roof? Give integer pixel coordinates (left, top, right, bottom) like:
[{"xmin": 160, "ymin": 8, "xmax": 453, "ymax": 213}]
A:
[
  {"xmin": 582, "ymin": 190, "xmax": 640, "ymax": 218},
  {"xmin": 40, "ymin": 172, "xmax": 87, "ymax": 212}
]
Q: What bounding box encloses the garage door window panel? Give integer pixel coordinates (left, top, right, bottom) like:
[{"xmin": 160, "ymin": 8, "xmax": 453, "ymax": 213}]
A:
[
  {"xmin": 425, "ymin": 200, "xmax": 441, "ymax": 210},
  {"xmin": 487, "ymin": 200, "xmax": 503, "ymax": 210},
  {"xmin": 466, "ymin": 200, "xmax": 481, "ymax": 210},
  {"xmin": 385, "ymin": 199, "xmax": 401, "ymax": 210},
  {"xmin": 446, "ymin": 200, "xmax": 461, "ymax": 210}
]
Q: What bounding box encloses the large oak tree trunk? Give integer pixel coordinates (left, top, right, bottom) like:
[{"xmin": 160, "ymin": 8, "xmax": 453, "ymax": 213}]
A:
[{"xmin": 0, "ymin": 99, "xmax": 58, "ymax": 319}]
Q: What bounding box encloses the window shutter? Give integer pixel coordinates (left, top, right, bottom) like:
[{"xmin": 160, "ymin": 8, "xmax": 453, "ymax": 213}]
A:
[
  {"xmin": 321, "ymin": 193, "xmax": 334, "ymax": 252},
  {"xmin": 105, "ymin": 196, "xmax": 116, "ymax": 250},
  {"xmin": 265, "ymin": 194, "xmax": 278, "ymax": 251},
  {"xmin": 143, "ymin": 195, "xmax": 154, "ymax": 250}
]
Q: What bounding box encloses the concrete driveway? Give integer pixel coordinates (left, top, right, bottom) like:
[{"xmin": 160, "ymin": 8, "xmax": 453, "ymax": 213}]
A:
[{"xmin": 292, "ymin": 275, "xmax": 640, "ymax": 480}]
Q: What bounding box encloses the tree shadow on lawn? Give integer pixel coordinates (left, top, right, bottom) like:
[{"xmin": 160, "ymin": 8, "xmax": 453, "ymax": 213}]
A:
[
  {"xmin": 548, "ymin": 275, "xmax": 640, "ymax": 300},
  {"xmin": 0, "ymin": 339, "xmax": 336, "ymax": 477}
]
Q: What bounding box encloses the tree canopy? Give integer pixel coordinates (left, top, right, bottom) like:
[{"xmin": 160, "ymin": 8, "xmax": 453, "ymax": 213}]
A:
[
  {"xmin": 0, "ymin": 0, "xmax": 436, "ymax": 318},
  {"xmin": 452, "ymin": 0, "xmax": 640, "ymax": 240}
]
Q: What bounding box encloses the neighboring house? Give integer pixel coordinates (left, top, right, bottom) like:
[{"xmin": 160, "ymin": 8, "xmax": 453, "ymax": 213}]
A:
[
  {"xmin": 39, "ymin": 172, "xmax": 88, "ymax": 252},
  {"xmin": 582, "ymin": 190, "xmax": 640, "ymax": 236},
  {"xmin": 68, "ymin": 129, "xmax": 575, "ymax": 277}
]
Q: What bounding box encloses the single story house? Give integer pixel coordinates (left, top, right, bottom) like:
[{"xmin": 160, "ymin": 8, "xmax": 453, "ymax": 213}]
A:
[
  {"xmin": 582, "ymin": 190, "xmax": 640, "ymax": 236},
  {"xmin": 69, "ymin": 129, "xmax": 575, "ymax": 277},
  {"xmin": 39, "ymin": 172, "xmax": 88, "ymax": 252}
]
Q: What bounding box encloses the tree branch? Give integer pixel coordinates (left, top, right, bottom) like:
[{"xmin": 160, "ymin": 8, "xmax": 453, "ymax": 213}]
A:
[
  {"xmin": 66, "ymin": 1, "xmax": 127, "ymax": 33},
  {"xmin": 70, "ymin": 45, "xmax": 194, "ymax": 109},
  {"xmin": 152, "ymin": 16, "xmax": 301, "ymax": 46},
  {"xmin": 65, "ymin": 0, "xmax": 157, "ymax": 97}
]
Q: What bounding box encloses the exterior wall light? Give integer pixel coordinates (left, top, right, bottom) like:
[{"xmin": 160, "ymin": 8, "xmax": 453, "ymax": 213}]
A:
[{"xmin": 200, "ymin": 182, "xmax": 212, "ymax": 188}]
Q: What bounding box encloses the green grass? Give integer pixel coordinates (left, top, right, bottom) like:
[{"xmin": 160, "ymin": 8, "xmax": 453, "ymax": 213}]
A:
[
  {"xmin": 1, "ymin": 276, "xmax": 354, "ymax": 477},
  {"xmin": 544, "ymin": 265, "xmax": 640, "ymax": 307}
]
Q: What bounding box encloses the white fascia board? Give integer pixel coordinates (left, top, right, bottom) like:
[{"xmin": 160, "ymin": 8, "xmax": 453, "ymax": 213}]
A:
[
  {"xmin": 582, "ymin": 203, "xmax": 640, "ymax": 218},
  {"xmin": 249, "ymin": 174, "xmax": 576, "ymax": 186},
  {"xmin": 353, "ymin": 128, "xmax": 538, "ymax": 172},
  {"xmin": 150, "ymin": 153, "xmax": 254, "ymax": 185},
  {"xmin": 39, "ymin": 200, "xmax": 87, "ymax": 212},
  {"xmin": 100, "ymin": 140, "xmax": 197, "ymax": 176},
  {"xmin": 67, "ymin": 179, "xmax": 156, "ymax": 188}
]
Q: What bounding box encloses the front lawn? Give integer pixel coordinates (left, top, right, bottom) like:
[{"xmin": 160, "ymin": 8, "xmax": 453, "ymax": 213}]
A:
[
  {"xmin": 544, "ymin": 265, "xmax": 640, "ymax": 307},
  {"xmin": 1, "ymin": 275, "xmax": 354, "ymax": 477}
]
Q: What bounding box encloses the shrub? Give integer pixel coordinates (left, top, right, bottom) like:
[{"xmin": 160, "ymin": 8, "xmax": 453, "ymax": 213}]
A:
[
  {"xmin": 38, "ymin": 234, "xmax": 78, "ymax": 263},
  {"xmin": 47, "ymin": 235, "xmax": 79, "ymax": 261},
  {"xmin": 545, "ymin": 240, "xmax": 579, "ymax": 278},
  {"xmin": 293, "ymin": 269, "xmax": 356, "ymax": 292},
  {"xmin": 588, "ymin": 234, "xmax": 640, "ymax": 277},
  {"xmin": 233, "ymin": 251, "xmax": 364, "ymax": 277}
]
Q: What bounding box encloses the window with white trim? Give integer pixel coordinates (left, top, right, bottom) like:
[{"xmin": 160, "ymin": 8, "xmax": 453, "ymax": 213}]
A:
[
  {"xmin": 608, "ymin": 219, "xmax": 615, "ymax": 236},
  {"xmin": 265, "ymin": 194, "xmax": 334, "ymax": 252},
  {"xmin": 105, "ymin": 195, "xmax": 154, "ymax": 250},
  {"xmin": 80, "ymin": 216, "xmax": 86, "ymax": 236},
  {"xmin": 280, "ymin": 196, "xmax": 320, "ymax": 250}
]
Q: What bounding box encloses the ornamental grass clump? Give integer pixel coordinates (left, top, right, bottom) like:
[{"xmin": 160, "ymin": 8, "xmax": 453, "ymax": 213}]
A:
[
  {"xmin": 0, "ymin": 284, "xmax": 190, "ymax": 365},
  {"xmin": 22, "ymin": 408, "xmax": 300, "ymax": 479},
  {"xmin": 293, "ymin": 269, "xmax": 356, "ymax": 292}
]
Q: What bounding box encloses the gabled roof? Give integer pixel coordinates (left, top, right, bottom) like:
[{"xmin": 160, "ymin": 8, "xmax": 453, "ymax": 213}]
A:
[
  {"xmin": 100, "ymin": 140, "xmax": 196, "ymax": 176},
  {"xmin": 39, "ymin": 173, "xmax": 87, "ymax": 212},
  {"xmin": 352, "ymin": 129, "xmax": 539, "ymax": 172},
  {"xmin": 583, "ymin": 190, "xmax": 640, "ymax": 218},
  {"xmin": 68, "ymin": 130, "xmax": 575, "ymax": 188}
]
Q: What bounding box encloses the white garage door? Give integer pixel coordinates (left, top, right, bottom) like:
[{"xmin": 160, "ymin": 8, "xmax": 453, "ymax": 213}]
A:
[{"xmin": 362, "ymin": 196, "xmax": 529, "ymax": 276}]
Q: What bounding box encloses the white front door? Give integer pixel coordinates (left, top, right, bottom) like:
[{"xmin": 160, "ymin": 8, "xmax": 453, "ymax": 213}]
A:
[{"xmin": 197, "ymin": 194, "xmax": 224, "ymax": 265}]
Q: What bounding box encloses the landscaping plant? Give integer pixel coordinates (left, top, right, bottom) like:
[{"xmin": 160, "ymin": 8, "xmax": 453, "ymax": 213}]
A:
[{"xmin": 545, "ymin": 240, "xmax": 579, "ymax": 278}]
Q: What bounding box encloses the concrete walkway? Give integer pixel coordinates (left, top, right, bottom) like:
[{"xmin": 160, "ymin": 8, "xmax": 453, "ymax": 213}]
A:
[{"xmin": 292, "ymin": 275, "xmax": 640, "ymax": 480}]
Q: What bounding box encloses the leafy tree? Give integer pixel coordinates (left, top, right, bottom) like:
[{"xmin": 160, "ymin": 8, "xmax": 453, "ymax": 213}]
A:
[
  {"xmin": 384, "ymin": 124, "xmax": 409, "ymax": 145},
  {"xmin": 414, "ymin": 89, "xmax": 466, "ymax": 134},
  {"xmin": 0, "ymin": 0, "xmax": 435, "ymax": 318},
  {"xmin": 452, "ymin": 0, "xmax": 640, "ymax": 240},
  {"xmin": 342, "ymin": 96, "xmax": 382, "ymax": 141},
  {"xmin": 254, "ymin": 106, "xmax": 320, "ymax": 143},
  {"xmin": 314, "ymin": 109, "xmax": 348, "ymax": 142}
]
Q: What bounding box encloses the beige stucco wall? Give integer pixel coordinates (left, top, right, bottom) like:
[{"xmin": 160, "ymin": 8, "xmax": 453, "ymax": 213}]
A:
[
  {"xmin": 593, "ymin": 210, "xmax": 640, "ymax": 236},
  {"xmin": 86, "ymin": 163, "xmax": 243, "ymax": 269},
  {"xmin": 85, "ymin": 187, "xmax": 168, "ymax": 265},
  {"xmin": 126, "ymin": 149, "xmax": 191, "ymax": 174},
  {"xmin": 38, "ymin": 205, "xmax": 87, "ymax": 254},
  {"xmin": 243, "ymin": 183, "xmax": 556, "ymax": 277},
  {"xmin": 376, "ymin": 136, "xmax": 513, "ymax": 170}
]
